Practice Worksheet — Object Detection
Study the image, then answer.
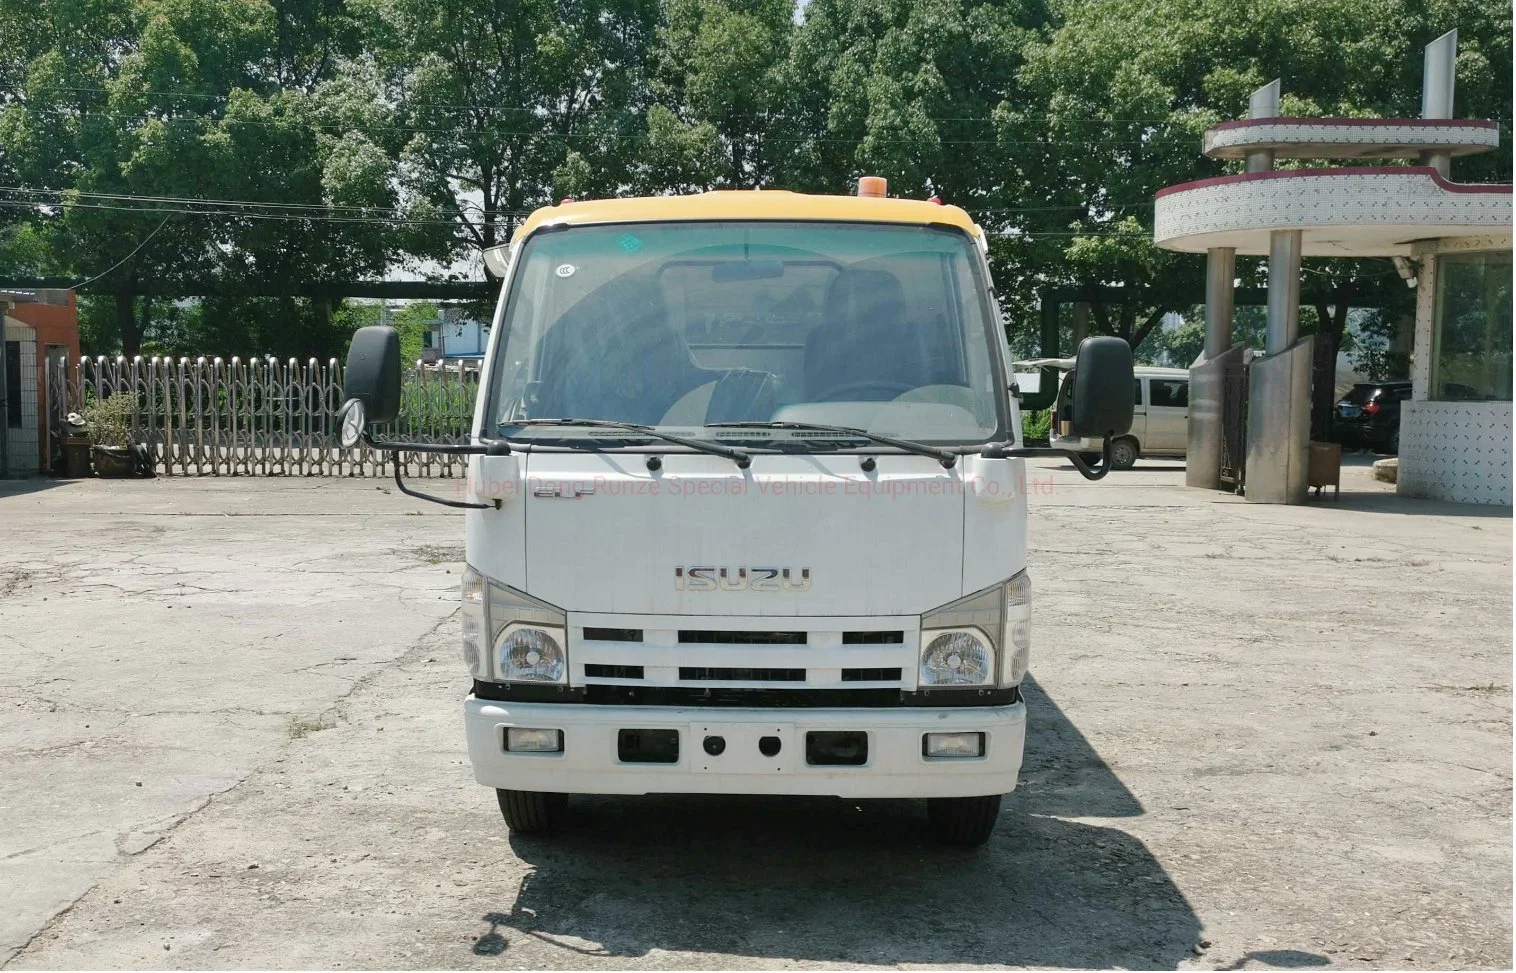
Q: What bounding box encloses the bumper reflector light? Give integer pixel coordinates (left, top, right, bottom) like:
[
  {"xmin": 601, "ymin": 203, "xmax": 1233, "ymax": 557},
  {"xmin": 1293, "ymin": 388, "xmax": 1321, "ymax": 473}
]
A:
[
  {"xmin": 923, "ymin": 731, "xmax": 985, "ymax": 758},
  {"xmin": 505, "ymin": 727, "xmax": 563, "ymax": 753}
]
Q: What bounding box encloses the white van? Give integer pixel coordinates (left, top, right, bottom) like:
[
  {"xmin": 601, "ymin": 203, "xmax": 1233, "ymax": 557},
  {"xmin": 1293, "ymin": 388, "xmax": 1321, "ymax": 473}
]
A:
[{"xmin": 1052, "ymin": 366, "xmax": 1189, "ymax": 470}]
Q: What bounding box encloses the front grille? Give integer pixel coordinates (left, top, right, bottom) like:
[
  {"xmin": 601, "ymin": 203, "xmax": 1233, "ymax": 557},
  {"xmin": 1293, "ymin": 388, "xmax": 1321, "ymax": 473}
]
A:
[
  {"xmin": 842, "ymin": 631, "xmax": 904, "ymax": 644},
  {"xmin": 679, "ymin": 666, "xmax": 805, "ymax": 682},
  {"xmin": 678, "ymin": 630, "xmax": 806, "ymax": 644},
  {"xmin": 588, "ymin": 685, "xmax": 904, "ymax": 707},
  {"xmin": 584, "ymin": 664, "xmax": 645, "ymax": 679},
  {"xmin": 840, "ymin": 667, "xmax": 902, "ymax": 682},
  {"xmin": 584, "ymin": 627, "xmax": 644, "ymax": 642}
]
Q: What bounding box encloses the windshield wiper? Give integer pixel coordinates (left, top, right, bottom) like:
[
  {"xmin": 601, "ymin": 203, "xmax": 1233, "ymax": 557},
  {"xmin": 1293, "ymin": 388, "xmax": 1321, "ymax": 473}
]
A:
[
  {"xmin": 502, "ymin": 418, "xmax": 752, "ymax": 469},
  {"xmin": 706, "ymin": 420, "xmax": 957, "ymax": 469}
]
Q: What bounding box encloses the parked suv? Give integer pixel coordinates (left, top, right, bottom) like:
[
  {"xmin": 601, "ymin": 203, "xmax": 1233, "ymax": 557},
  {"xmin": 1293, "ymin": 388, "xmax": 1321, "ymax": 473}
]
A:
[{"xmin": 1334, "ymin": 381, "xmax": 1411, "ymax": 454}]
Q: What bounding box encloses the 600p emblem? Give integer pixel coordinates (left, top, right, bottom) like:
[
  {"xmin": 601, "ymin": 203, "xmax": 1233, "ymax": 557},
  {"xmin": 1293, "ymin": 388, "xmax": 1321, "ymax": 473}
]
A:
[{"xmin": 675, "ymin": 566, "xmax": 811, "ymax": 592}]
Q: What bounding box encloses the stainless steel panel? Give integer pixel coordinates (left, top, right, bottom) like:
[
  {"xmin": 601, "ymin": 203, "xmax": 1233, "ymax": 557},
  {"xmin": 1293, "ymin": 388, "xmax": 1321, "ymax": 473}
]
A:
[
  {"xmin": 1245, "ymin": 336, "xmax": 1314, "ymax": 504},
  {"xmin": 1187, "ymin": 345, "xmax": 1242, "ymax": 490}
]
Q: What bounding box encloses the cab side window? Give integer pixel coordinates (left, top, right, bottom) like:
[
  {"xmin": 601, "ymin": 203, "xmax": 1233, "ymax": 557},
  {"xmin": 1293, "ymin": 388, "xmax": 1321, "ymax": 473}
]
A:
[
  {"xmin": 1135, "ymin": 379, "xmax": 1144, "ymax": 404},
  {"xmin": 1150, "ymin": 379, "xmax": 1189, "ymax": 408}
]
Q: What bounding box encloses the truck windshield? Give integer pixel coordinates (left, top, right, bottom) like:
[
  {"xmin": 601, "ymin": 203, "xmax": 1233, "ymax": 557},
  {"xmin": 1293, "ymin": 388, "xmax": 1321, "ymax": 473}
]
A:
[{"xmin": 487, "ymin": 220, "xmax": 1006, "ymax": 446}]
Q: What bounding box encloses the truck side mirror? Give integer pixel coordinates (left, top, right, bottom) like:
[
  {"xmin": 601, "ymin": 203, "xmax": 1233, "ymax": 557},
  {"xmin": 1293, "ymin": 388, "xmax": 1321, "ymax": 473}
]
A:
[
  {"xmin": 343, "ymin": 326, "xmax": 403, "ymax": 423},
  {"xmin": 336, "ymin": 326, "xmax": 403, "ymax": 448},
  {"xmin": 1068, "ymin": 336, "xmax": 1134, "ymax": 438}
]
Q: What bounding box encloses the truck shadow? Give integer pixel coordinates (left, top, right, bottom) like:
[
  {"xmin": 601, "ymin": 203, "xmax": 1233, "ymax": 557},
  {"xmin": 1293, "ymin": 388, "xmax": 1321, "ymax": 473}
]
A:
[{"xmin": 477, "ymin": 676, "xmax": 1203, "ymax": 967}]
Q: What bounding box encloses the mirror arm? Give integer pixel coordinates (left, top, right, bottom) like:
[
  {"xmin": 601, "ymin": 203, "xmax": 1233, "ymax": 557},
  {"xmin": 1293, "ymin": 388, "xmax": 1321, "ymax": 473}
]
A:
[
  {"xmin": 390, "ymin": 461, "xmax": 497, "ymax": 510},
  {"xmin": 979, "ymin": 436, "xmax": 1113, "ymax": 481},
  {"xmin": 360, "ymin": 429, "xmax": 512, "ymax": 456},
  {"xmin": 358, "ymin": 429, "xmax": 507, "ymax": 510}
]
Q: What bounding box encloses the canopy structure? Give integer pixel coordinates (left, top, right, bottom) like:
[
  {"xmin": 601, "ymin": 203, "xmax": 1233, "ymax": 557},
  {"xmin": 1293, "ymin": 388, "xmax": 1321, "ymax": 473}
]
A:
[
  {"xmin": 1201, "ymin": 117, "xmax": 1501, "ymax": 160},
  {"xmin": 1154, "ymin": 165, "xmax": 1511, "ymax": 257}
]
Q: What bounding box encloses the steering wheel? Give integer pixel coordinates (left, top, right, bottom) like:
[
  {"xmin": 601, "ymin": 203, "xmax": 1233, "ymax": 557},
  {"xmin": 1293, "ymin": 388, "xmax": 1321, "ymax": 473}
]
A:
[{"xmin": 814, "ymin": 380, "xmax": 914, "ymax": 403}]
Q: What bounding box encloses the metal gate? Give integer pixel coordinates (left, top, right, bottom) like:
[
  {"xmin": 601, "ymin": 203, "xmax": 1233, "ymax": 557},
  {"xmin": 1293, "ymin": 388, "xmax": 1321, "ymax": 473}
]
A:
[
  {"xmin": 47, "ymin": 354, "xmax": 479, "ymax": 476},
  {"xmin": 1219, "ymin": 358, "xmax": 1249, "ymax": 490}
]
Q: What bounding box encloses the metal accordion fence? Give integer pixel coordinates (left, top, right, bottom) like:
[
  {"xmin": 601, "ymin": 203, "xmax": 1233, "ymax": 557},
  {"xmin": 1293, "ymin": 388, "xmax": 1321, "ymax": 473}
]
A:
[{"xmin": 47, "ymin": 355, "xmax": 480, "ymax": 476}]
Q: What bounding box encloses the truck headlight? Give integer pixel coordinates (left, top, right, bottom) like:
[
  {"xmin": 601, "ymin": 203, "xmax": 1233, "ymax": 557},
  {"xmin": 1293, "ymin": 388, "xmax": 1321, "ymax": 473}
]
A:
[
  {"xmin": 919, "ymin": 572, "xmax": 1030, "ymax": 689},
  {"xmin": 497, "ymin": 624, "xmax": 567, "ymax": 683},
  {"xmin": 464, "ymin": 566, "xmax": 569, "ymax": 684},
  {"xmin": 920, "ymin": 630, "xmax": 994, "ymax": 685},
  {"xmin": 919, "ymin": 583, "xmax": 1002, "ymax": 688}
]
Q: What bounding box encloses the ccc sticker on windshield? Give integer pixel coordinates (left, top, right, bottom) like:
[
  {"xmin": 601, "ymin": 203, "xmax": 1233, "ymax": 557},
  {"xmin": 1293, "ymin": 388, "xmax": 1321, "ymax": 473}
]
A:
[{"xmin": 555, "ymin": 264, "xmax": 576, "ymax": 278}]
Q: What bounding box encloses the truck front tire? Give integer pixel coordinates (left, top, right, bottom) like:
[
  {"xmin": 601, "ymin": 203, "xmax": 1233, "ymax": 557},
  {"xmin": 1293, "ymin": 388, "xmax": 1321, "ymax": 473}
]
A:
[
  {"xmin": 496, "ymin": 789, "xmax": 566, "ymax": 834},
  {"xmin": 926, "ymin": 794, "xmax": 1002, "ymax": 846}
]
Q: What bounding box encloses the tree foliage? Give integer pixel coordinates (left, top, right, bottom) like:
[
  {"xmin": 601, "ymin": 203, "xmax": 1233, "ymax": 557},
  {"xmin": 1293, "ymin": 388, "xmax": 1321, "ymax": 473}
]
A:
[
  {"xmin": 0, "ymin": 0, "xmax": 1508, "ymax": 360},
  {"xmin": 1, "ymin": 0, "xmax": 396, "ymax": 357}
]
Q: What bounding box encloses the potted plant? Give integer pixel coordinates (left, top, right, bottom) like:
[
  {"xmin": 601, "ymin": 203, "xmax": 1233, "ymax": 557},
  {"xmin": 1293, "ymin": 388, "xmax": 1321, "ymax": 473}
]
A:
[{"xmin": 81, "ymin": 394, "xmax": 140, "ymax": 477}]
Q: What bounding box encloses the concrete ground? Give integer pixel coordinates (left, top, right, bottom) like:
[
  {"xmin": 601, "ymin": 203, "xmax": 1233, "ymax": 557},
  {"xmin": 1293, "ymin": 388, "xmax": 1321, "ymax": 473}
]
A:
[{"xmin": 0, "ymin": 459, "xmax": 1509, "ymax": 970}]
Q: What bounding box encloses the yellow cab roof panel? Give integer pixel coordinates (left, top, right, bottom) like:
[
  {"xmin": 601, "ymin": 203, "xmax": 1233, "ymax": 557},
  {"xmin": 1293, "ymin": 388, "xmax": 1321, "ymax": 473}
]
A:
[{"xmin": 510, "ymin": 190, "xmax": 979, "ymax": 242}]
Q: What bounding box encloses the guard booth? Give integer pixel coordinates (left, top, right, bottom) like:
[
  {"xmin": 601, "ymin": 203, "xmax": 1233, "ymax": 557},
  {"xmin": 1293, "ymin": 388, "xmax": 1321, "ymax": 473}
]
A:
[{"xmin": 1154, "ymin": 31, "xmax": 1513, "ymax": 504}]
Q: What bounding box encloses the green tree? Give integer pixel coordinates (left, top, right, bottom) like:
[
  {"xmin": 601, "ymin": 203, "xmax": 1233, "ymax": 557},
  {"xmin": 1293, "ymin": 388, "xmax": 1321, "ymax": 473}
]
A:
[
  {"xmin": 646, "ymin": 0, "xmax": 795, "ymax": 188},
  {"xmin": 358, "ymin": 0, "xmax": 660, "ymax": 270},
  {"xmin": 1, "ymin": 0, "xmax": 396, "ymax": 358},
  {"xmin": 784, "ymin": 0, "xmax": 1045, "ymax": 197}
]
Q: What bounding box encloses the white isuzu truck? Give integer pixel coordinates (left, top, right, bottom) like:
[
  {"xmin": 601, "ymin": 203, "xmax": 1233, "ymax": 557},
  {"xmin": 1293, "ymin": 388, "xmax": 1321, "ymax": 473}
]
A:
[{"xmin": 336, "ymin": 181, "xmax": 1133, "ymax": 846}]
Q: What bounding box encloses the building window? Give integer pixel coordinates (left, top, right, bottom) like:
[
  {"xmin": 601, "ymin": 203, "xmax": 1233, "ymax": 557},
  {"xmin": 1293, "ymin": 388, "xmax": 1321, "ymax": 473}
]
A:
[{"xmin": 1431, "ymin": 252, "xmax": 1512, "ymax": 402}]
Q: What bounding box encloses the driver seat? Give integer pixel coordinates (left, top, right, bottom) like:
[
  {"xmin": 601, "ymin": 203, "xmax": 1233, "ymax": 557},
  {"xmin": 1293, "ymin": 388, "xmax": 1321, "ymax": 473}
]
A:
[
  {"xmin": 533, "ymin": 276, "xmax": 713, "ymax": 424},
  {"xmin": 804, "ymin": 268, "xmax": 932, "ymax": 401}
]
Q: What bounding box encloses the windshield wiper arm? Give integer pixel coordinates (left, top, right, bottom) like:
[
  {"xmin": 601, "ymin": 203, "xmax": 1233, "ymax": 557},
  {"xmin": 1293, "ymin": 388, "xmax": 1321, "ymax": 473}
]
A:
[
  {"xmin": 504, "ymin": 418, "xmax": 752, "ymax": 469},
  {"xmin": 706, "ymin": 420, "xmax": 956, "ymax": 469}
]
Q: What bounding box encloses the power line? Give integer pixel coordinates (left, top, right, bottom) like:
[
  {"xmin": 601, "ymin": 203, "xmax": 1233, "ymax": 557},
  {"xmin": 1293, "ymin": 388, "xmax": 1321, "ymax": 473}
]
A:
[
  {"xmin": 1, "ymin": 186, "xmax": 530, "ymax": 219},
  {"xmin": 70, "ymin": 214, "xmax": 172, "ymax": 286},
  {"xmin": 16, "ymin": 106, "xmax": 1210, "ymax": 146},
  {"xmin": 17, "ymin": 86, "xmax": 1512, "ymax": 126},
  {"xmin": 4, "ymin": 185, "xmax": 1157, "ymax": 215},
  {"xmin": 0, "ymin": 197, "xmax": 494, "ymax": 227},
  {"xmin": 0, "ymin": 188, "xmax": 1161, "ymax": 225},
  {"xmin": 0, "ymin": 197, "xmax": 1154, "ymax": 236},
  {"xmin": 6, "ymin": 86, "xmax": 1240, "ymax": 122}
]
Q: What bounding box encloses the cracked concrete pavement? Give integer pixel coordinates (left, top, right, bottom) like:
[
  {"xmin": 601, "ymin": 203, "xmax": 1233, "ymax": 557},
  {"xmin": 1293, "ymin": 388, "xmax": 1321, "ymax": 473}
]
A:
[
  {"xmin": 0, "ymin": 477, "xmax": 459, "ymax": 964},
  {"xmin": 1, "ymin": 460, "xmax": 1510, "ymax": 969}
]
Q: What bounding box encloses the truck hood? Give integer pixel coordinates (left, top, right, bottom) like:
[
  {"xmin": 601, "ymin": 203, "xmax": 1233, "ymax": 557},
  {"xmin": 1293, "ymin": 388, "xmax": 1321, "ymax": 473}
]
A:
[{"xmin": 467, "ymin": 451, "xmax": 1024, "ymax": 617}]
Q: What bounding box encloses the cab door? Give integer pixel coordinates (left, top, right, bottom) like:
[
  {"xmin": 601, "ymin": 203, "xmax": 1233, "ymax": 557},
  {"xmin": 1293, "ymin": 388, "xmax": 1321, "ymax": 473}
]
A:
[{"xmin": 1144, "ymin": 377, "xmax": 1190, "ymax": 453}]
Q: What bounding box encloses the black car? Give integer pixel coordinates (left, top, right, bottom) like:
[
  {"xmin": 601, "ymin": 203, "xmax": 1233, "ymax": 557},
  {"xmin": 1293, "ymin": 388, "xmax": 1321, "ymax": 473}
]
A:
[{"xmin": 1333, "ymin": 381, "xmax": 1411, "ymax": 454}]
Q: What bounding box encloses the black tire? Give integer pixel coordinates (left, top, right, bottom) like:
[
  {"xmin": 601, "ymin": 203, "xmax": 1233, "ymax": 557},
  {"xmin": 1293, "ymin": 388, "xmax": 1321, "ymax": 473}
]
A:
[
  {"xmin": 926, "ymin": 794, "xmax": 1002, "ymax": 847},
  {"xmin": 1109, "ymin": 437, "xmax": 1139, "ymax": 470},
  {"xmin": 496, "ymin": 789, "xmax": 566, "ymax": 834},
  {"xmin": 1387, "ymin": 429, "xmax": 1400, "ymax": 455}
]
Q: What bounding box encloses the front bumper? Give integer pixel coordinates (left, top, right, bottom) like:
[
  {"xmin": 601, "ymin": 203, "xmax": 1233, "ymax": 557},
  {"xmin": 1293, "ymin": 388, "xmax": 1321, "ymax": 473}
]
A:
[{"xmin": 464, "ymin": 696, "xmax": 1026, "ymax": 798}]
